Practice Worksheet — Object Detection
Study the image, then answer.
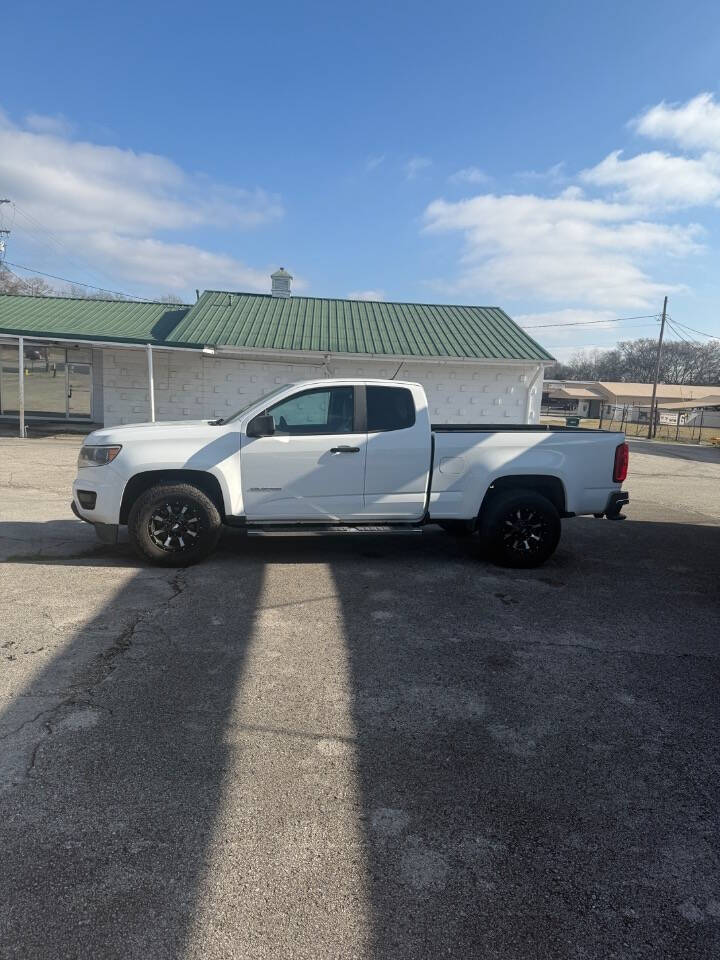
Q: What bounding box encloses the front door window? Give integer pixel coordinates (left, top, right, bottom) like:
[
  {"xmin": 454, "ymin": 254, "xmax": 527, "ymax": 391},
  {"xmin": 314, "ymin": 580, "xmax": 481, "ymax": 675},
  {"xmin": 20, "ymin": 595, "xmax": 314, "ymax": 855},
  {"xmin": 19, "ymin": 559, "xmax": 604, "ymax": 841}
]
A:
[{"xmin": 267, "ymin": 386, "xmax": 354, "ymax": 435}]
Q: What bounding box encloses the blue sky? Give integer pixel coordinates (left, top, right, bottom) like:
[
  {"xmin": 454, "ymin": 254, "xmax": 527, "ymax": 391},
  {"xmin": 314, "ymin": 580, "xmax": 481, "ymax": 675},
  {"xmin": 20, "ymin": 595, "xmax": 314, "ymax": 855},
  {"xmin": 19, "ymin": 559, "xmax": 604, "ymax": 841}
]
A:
[{"xmin": 2, "ymin": 0, "xmax": 720, "ymax": 358}]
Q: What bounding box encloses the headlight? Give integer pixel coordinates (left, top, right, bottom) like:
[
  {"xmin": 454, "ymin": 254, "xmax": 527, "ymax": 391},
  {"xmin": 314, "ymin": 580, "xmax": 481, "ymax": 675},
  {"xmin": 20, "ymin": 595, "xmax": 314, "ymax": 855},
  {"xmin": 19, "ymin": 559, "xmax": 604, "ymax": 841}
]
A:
[{"xmin": 78, "ymin": 445, "xmax": 122, "ymax": 468}]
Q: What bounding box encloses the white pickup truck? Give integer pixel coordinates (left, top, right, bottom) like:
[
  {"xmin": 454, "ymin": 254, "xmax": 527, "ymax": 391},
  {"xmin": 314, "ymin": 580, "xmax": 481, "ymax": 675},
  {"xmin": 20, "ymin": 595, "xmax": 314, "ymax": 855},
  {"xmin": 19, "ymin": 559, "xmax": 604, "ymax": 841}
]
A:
[{"xmin": 71, "ymin": 378, "xmax": 629, "ymax": 568}]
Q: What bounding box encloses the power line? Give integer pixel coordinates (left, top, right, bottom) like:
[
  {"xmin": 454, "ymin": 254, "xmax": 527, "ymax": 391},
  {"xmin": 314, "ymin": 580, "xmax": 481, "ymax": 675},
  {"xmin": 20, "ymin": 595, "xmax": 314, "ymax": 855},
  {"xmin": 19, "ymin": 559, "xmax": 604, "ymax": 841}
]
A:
[
  {"xmin": 665, "ymin": 319, "xmax": 696, "ymax": 345},
  {"xmin": 670, "ymin": 318, "xmax": 720, "ymax": 341},
  {"xmin": 520, "ymin": 313, "xmax": 659, "ymax": 330},
  {"xmin": 543, "ymin": 325, "xmax": 662, "ymax": 350},
  {"xmin": 2, "ymin": 259, "xmax": 147, "ymax": 301},
  {"xmin": 10, "ymin": 203, "xmax": 120, "ymax": 292}
]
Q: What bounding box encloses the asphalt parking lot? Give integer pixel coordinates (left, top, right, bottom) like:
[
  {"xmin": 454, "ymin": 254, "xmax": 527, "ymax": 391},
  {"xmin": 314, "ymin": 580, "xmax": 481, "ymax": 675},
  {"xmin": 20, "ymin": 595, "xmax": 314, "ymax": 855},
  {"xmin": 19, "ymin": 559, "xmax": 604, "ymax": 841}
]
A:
[{"xmin": 1, "ymin": 437, "xmax": 719, "ymax": 960}]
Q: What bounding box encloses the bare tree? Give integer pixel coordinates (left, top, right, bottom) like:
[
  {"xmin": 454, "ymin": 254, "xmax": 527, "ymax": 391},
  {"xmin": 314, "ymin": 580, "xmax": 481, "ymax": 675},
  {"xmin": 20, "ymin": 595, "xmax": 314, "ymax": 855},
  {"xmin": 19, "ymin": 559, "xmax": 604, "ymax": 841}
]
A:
[
  {"xmin": 547, "ymin": 337, "xmax": 720, "ymax": 386},
  {"xmin": 0, "ymin": 266, "xmax": 54, "ymax": 297}
]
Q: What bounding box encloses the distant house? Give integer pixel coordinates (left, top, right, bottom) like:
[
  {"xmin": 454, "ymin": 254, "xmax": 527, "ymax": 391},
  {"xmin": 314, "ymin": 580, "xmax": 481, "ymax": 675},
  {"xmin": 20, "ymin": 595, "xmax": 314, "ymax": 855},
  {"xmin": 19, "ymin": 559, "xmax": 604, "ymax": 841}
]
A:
[
  {"xmin": 542, "ymin": 379, "xmax": 720, "ymax": 423},
  {"xmin": 0, "ymin": 271, "xmax": 554, "ymax": 429}
]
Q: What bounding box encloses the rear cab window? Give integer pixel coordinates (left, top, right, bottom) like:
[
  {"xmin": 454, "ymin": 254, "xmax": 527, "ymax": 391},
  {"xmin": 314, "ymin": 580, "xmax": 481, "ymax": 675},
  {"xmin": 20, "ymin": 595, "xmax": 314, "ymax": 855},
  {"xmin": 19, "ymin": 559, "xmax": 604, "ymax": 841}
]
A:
[{"xmin": 366, "ymin": 386, "xmax": 416, "ymax": 432}]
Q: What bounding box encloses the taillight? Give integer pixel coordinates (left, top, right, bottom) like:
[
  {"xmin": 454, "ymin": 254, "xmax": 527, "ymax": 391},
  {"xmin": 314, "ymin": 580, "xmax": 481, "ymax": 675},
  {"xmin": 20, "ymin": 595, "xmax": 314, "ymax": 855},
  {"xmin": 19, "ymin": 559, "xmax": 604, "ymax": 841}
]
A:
[{"xmin": 613, "ymin": 442, "xmax": 629, "ymax": 483}]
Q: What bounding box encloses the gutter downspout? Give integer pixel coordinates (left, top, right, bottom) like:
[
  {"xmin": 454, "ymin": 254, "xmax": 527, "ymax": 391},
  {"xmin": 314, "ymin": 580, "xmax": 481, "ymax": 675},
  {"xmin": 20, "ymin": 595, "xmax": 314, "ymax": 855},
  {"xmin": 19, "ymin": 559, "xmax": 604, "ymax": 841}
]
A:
[
  {"xmin": 18, "ymin": 336, "xmax": 25, "ymax": 438},
  {"xmin": 146, "ymin": 343, "xmax": 156, "ymax": 423},
  {"xmin": 524, "ymin": 364, "xmax": 543, "ymax": 424}
]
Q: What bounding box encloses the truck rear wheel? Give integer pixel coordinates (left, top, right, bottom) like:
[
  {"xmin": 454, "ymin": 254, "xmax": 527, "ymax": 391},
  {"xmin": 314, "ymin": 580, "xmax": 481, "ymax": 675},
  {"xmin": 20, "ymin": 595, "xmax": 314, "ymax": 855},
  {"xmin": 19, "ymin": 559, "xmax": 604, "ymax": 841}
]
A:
[
  {"xmin": 128, "ymin": 482, "xmax": 222, "ymax": 566},
  {"xmin": 480, "ymin": 489, "xmax": 561, "ymax": 568}
]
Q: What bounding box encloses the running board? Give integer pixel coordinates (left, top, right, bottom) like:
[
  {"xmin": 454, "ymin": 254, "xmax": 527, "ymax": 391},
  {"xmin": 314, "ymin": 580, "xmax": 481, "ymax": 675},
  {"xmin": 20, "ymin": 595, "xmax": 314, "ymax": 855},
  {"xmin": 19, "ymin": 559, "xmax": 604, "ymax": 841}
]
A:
[{"xmin": 246, "ymin": 523, "xmax": 423, "ymax": 537}]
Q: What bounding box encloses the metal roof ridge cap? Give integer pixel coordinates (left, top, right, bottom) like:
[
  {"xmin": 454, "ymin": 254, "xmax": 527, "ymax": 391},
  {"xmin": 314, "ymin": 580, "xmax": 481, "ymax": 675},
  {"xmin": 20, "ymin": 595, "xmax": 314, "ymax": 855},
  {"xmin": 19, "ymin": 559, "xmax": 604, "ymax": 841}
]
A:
[{"xmin": 188, "ymin": 290, "xmax": 505, "ymax": 310}]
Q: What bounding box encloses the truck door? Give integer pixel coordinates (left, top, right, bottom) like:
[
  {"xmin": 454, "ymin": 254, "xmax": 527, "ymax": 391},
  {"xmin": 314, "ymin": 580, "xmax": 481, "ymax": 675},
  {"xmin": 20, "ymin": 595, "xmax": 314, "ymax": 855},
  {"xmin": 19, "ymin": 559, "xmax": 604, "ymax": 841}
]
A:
[
  {"xmin": 241, "ymin": 384, "xmax": 367, "ymax": 520},
  {"xmin": 361, "ymin": 384, "xmax": 431, "ymax": 520}
]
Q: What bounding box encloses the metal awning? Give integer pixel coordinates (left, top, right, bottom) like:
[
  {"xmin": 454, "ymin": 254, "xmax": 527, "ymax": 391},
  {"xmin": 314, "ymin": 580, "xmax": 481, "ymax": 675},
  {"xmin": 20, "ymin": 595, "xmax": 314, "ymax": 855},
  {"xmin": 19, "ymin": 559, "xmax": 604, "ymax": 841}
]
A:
[
  {"xmin": 552, "ymin": 387, "xmax": 603, "ymax": 400},
  {"xmin": 658, "ymin": 396, "xmax": 720, "ymax": 410}
]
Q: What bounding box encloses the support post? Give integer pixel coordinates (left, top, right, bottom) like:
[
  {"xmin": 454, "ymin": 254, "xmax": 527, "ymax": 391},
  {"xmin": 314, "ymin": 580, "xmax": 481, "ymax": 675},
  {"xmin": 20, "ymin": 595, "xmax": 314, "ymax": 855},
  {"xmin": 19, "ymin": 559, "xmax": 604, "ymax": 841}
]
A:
[
  {"xmin": 698, "ymin": 407, "xmax": 705, "ymax": 445},
  {"xmin": 524, "ymin": 365, "xmax": 543, "ymax": 424},
  {"xmin": 146, "ymin": 343, "xmax": 156, "ymax": 423},
  {"xmin": 18, "ymin": 336, "xmax": 25, "ymax": 438}
]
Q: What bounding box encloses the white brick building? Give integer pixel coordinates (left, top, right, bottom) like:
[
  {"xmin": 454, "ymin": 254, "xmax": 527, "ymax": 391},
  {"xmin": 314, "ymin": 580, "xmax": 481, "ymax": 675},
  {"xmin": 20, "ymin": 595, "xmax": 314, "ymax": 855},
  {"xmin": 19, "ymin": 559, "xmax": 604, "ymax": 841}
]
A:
[{"xmin": 0, "ymin": 274, "xmax": 554, "ymax": 430}]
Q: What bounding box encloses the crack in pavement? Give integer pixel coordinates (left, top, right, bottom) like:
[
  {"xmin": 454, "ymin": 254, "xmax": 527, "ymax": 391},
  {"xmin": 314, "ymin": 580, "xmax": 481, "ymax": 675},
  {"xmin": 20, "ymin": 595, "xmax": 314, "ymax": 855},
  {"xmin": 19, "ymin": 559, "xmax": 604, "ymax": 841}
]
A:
[{"xmin": 2, "ymin": 568, "xmax": 188, "ymax": 787}]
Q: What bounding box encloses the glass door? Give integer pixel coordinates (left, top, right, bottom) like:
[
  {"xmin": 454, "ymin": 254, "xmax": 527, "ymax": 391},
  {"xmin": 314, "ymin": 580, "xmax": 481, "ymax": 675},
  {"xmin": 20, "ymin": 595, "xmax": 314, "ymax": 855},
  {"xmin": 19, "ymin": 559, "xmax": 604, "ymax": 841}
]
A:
[
  {"xmin": 0, "ymin": 344, "xmax": 19, "ymax": 415},
  {"xmin": 24, "ymin": 346, "xmax": 67, "ymax": 418},
  {"xmin": 67, "ymin": 348, "xmax": 92, "ymax": 419}
]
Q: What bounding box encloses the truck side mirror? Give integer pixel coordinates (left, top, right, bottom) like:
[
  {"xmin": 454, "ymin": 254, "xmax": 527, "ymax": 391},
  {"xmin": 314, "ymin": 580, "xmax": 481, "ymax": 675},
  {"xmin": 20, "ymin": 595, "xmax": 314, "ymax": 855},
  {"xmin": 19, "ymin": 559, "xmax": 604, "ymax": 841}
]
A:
[{"xmin": 247, "ymin": 413, "xmax": 276, "ymax": 438}]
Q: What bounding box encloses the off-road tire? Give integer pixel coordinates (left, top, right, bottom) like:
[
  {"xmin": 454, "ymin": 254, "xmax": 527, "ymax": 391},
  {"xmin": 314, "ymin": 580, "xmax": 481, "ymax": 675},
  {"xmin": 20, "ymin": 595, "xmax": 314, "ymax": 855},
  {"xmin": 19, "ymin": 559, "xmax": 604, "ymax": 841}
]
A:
[
  {"xmin": 128, "ymin": 482, "xmax": 222, "ymax": 566},
  {"xmin": 480, "ymin": 489, "xmax": 561, "ymax": 568}
]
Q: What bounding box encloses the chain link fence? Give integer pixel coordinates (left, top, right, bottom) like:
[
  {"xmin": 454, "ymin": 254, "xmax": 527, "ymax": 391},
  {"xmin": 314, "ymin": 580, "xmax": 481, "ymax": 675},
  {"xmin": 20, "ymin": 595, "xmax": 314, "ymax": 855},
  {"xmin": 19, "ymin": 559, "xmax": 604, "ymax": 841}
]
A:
[{"xmin": 541, "ymin": 404, "xmax": 720, "ymax": 444}]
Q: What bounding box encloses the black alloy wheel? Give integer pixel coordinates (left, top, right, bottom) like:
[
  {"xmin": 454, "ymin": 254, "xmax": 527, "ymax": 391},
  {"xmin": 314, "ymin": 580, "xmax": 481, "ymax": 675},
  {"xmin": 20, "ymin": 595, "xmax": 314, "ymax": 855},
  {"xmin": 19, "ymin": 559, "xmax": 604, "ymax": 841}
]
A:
[
  {"xmin": 148, "ymin": 500, "xmax": 202, "ymax": 552},
  {"xmin": 500, "ymin": 505, "xmax": 550, "ymax": 558},
  {"xmin": 480, "ymin": 489, "xmax": 561, "ymax": 568}
]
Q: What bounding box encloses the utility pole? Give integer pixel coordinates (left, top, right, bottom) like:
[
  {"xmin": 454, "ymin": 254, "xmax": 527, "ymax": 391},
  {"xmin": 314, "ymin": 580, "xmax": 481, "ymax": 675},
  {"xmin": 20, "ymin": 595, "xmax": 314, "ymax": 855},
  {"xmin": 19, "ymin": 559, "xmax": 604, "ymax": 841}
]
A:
[
  {"xmin": 647, "ymin": 296, "xmax": 668, "ymax": 440},
  {"xmin": 0, "ymin": 199, "xmax": 11, "ymax": 267}
]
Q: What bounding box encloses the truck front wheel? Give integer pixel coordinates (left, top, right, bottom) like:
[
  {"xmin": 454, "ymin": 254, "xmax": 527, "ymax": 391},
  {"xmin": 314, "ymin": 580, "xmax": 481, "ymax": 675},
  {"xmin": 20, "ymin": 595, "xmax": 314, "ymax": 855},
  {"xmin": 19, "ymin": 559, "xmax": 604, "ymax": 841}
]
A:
[
  {"xmin": 128, "ymin": 482, "xmax": 222, "ymax": 566},
  {"xmin": 480, "ymin": 489, "xmax": 561, "ymax": 568}
]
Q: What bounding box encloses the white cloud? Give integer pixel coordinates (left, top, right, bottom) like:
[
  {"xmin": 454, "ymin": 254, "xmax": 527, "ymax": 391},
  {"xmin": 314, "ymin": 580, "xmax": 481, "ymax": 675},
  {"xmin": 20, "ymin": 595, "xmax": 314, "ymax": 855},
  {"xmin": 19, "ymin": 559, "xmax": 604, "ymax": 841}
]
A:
[
  {"xmin": 423, "ymin": 188, "xmax": 698, "ymax": 308},
  {"xmin": 404, "ymin": 156, "xmax": 432, "ymax": 180},
  {"xmin": 449, "ymin": 166, "xmax": 489, "ymax": 185},
  {"xmin": 515, "ymin": 161, "xmax": 566, "ymax": 183},
  {"xmin": 24, "ymin": 112, "xmax": 75, "ymax": 137},
  {"xmin": 422, "ymin": 95, "xmax": 720, "ymax": 324},
  {"xmin": 0, "ymin": 124, "xmax": 282, "ymax": 234},
  {"xmin": 634, "ymin": 93, "xmax": 720, "ymax": 151},
  {"xmin": 82, "ymin": 234, "xmax": 274, "ymax": 293},
  {"xmin": 582, "ymin": 149, "xmax": 720, "ymax": 207},
  {"xmin": 0, "ymin": 108, "xmax": 283, "ymax": 297},
  {"xmin": 365, "ymin": 154, "xmax": 385, "ymax": 172},
  {"xmin": 347, "ymin": 289, "xmax": 385, "ymax": 301}
]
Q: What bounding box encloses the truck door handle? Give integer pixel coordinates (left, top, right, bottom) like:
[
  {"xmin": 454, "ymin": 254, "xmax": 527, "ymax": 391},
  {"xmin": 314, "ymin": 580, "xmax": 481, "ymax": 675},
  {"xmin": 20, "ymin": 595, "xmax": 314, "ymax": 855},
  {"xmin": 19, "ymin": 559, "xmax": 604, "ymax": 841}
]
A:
[{"xmin": 330, "ymin": 445, "xmax": 359, "ymax": 453}]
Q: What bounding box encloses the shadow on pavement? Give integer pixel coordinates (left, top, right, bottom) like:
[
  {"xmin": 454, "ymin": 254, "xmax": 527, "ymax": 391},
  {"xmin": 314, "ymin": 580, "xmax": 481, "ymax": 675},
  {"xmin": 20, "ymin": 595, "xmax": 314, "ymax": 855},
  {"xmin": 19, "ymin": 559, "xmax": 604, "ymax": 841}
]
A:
[
  {"xmin": 0, "ymin": 552, "xmax": 266, "ymax": 958},
  {"xmin": 244, "ymin": 516, "xmax": 720, "ymax": 957},
  {"xmin": 0, "ymin": 513, "xmax": 718, "ymax": 958},
  {"xmin": 331, "ymin": 517, "xmax": 720, "ymax": 957}
]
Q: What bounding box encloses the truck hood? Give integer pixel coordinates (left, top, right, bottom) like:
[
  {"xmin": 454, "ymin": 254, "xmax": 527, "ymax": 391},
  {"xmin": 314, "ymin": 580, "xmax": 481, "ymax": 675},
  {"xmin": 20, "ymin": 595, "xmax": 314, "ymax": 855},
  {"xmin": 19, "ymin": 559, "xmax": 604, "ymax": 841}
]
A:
[{"xmin": 86, "ymin": 420, "xmax": 219, "ymax": 445}]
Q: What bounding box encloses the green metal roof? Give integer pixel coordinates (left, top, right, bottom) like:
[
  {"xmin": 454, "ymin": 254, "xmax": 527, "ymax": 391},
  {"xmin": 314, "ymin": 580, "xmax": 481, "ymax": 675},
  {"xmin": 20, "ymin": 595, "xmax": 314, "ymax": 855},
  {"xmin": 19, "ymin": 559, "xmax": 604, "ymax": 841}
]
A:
[
  {"xmin": 0, "ymin": 290, "xmax": 554, "ymax": 362},
  {"xmin": 169, "ymin": 291, "xmax": 554, "ymax": 362},
  {"xmin": 0, "ymin": 294, "xmax": 190, "ymax": 345}
]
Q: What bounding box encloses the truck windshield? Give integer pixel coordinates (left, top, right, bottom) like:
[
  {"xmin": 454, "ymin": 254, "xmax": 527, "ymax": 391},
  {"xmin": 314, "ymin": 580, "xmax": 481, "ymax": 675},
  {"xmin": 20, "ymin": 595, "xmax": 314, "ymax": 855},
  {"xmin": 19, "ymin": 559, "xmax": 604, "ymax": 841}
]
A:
[{"xmin": 217, "ymin": 385, "xmax": 292, "ymax": 425}]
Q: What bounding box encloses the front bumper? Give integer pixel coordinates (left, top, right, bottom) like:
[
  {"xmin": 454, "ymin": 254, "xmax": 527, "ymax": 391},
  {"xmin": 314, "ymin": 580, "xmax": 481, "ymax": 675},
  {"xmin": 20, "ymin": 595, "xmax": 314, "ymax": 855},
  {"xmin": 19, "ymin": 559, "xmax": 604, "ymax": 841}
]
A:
[
  {"xmin": 72, "ymin": 467, "xmax": 124, "ymax": 525},
  {"xmin": 70, "ymin": 499, "xmax": 119, "ymax": 544}
]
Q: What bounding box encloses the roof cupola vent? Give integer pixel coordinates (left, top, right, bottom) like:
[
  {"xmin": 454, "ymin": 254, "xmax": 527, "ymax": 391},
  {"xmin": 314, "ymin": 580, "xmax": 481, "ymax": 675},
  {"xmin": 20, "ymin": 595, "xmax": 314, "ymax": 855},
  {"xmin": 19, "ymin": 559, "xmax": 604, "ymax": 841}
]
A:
[{"xmin": 271, "ymin": 267, "xmax": 292, "ymax": 298}]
